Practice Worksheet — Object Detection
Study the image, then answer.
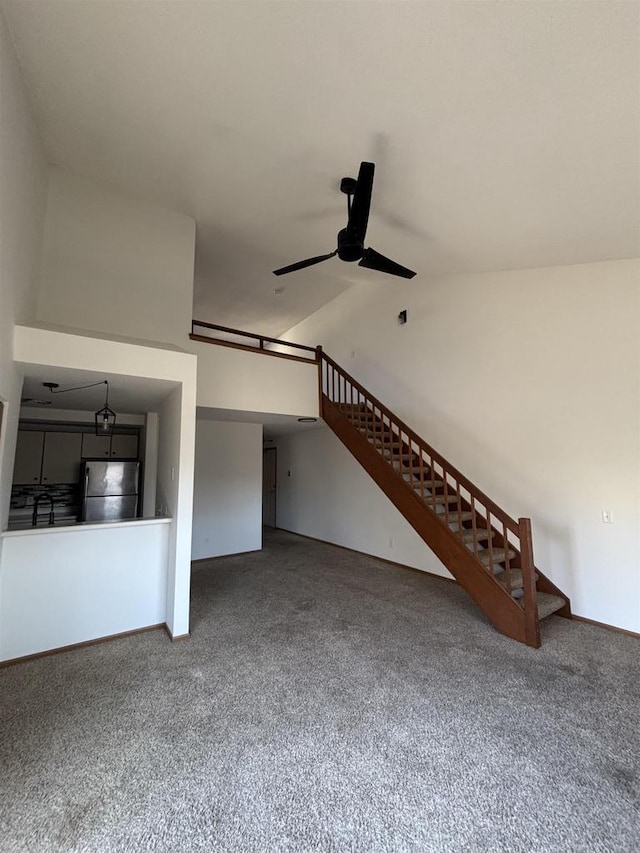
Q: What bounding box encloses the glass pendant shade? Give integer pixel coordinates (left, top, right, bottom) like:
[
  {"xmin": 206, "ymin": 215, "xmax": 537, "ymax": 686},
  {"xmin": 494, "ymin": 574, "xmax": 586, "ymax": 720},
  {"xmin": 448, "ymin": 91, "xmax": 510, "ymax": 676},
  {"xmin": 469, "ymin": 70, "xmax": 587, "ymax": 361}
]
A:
[
  {"xmin": 95, "ymin": 381, "xmax": 116, "ymax": 435},
  {"xmin": 95, "ymin": 404, "xmax": 116, "ymax": 435}
]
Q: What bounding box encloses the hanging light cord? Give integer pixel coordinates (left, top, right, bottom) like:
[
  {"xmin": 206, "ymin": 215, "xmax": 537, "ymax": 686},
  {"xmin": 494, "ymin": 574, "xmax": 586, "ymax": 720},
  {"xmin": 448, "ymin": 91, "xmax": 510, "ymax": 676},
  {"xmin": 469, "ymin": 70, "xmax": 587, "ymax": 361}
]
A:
[{"xmin": 47, "ymin": 380, "xmax": 108, "ymax": 395}]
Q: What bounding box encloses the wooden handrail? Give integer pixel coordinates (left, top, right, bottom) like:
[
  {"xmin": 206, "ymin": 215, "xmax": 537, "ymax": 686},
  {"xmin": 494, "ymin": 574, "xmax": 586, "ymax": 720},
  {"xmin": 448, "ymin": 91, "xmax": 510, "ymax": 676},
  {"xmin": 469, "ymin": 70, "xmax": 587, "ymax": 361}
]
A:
[
  {"xmin": 320, "ymin": 351, "xmax": 520, "ymax": 536},
  {"xmin": 191, "ymin": 320, "xmax": 317, "ymax": 355}
]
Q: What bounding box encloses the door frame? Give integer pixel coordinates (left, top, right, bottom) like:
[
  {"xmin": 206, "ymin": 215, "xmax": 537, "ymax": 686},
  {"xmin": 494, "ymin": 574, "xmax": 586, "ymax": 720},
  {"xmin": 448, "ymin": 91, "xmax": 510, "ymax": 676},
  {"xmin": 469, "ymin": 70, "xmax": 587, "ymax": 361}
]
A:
[{"xmin": 262, "ymin": 446, "xmax": 277, "ymax": 528}]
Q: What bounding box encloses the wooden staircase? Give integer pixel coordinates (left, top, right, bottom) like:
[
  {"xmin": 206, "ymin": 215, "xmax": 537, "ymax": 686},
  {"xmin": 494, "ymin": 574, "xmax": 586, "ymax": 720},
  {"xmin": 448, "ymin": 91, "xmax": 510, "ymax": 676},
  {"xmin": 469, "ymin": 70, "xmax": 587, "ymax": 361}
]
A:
[{"xmin": 318, "ymin": 349, "xmax": 570, "ymax": 647}]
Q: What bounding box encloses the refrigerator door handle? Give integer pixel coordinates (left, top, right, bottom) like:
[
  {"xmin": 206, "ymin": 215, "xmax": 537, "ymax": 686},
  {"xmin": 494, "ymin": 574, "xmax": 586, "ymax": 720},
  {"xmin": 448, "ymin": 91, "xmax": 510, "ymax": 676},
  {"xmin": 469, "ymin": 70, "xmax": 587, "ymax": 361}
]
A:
[{"xmin": 82, "ymin": 466, "xmax": 90, "ymax": 520}]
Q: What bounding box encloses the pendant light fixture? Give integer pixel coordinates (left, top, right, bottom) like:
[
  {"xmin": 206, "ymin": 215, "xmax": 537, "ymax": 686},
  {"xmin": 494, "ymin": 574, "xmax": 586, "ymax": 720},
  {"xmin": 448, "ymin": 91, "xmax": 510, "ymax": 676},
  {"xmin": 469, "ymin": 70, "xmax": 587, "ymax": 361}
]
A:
[
  {"xmin": 94, "ymin": 382, "xmax": 116, "ymax": 435},
  {"xmin": 42, "ymin": 379, "xmax": 117, "ymax": 435}
]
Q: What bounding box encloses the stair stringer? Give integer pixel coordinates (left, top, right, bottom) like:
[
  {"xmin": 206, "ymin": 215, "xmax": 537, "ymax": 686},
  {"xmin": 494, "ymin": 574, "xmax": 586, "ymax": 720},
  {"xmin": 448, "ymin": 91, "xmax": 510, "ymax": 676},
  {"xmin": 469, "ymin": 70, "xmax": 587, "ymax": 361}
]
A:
[{"xmin": 322, "ymin": 397, "xmax": 531, "ymax": 645}]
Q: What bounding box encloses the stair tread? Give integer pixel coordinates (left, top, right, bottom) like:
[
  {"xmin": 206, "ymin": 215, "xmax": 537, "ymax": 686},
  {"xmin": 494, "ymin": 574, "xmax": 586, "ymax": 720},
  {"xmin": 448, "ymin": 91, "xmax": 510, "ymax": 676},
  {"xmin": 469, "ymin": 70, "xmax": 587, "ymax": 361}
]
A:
[
  {"xmin": 420, "ymin": 492, "xmax": 460, "ymax": 505},
  {"xmin": 478, "ymin": 548, "xmax": 516, "ymax": 568},
  {"xmin": 408, "ymin": 480, "xmax": 443, "ymax": 493},
  {"xmin": 495, "ymin": 567, "xmax": 539, "ymax": 590},
  {"xmin": 443, "ymin": 510, "xmax": 475, "ymax": 521},
  {"xmin": 402, "ymin": 470, "xmax": 435, "ymax": 481},
  {"xmin": 537, "ymin": 592, "xmax": 566, "ymax": 619},
  {"xmin": 369, "ymin": 436, "xmax": 403, "ymax": 450},
  {"xmin": 343, "ymin": 414, "xmax": 378, "ymax": 423},
  {"xmin": 456, "ymin": 526, "xmax": 493, "ymax": 544}
]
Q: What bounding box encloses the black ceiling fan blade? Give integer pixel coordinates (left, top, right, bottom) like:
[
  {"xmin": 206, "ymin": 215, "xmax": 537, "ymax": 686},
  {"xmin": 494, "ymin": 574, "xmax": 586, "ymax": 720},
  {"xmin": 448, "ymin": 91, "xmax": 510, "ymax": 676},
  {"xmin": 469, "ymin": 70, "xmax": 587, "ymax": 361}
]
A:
[
  {"xmin": 273, "ymin": 251, "xmax": 337, "ymax": 276},
  {"xmin": 347, "ymin": 161, "xmax": 375, "ymax": 243},
  {"xmin": 359, "ymin": 248, "xmax": 416, "ymax": 279}
]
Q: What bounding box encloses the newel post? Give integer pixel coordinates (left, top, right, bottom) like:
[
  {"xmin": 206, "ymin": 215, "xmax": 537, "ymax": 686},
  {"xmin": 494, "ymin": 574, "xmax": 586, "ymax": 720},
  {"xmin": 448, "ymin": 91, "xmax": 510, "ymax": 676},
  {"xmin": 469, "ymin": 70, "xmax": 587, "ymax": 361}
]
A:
[
  {"xmin": 315, "ymin": 346, "xmax": 324, "ymax": 418},
  {"xmin": 518, "ymin": 517, "xmax": 541, "ymax": 648}
]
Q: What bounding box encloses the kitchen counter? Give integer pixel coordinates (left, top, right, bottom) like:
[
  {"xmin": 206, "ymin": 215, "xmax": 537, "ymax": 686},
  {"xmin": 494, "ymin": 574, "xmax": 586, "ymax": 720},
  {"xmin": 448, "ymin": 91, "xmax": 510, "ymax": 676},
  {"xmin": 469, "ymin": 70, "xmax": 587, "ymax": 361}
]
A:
[
  {"xmin": 2, "ymin": 516, "xmax": 172, "ymax": 537},
  {"xmin": 0, "ymin": 516, "xmax": 171, "ymax": 662},
  {"xmin": 7, "ymin": 513, "xmax": 78, "ymax": 530}
]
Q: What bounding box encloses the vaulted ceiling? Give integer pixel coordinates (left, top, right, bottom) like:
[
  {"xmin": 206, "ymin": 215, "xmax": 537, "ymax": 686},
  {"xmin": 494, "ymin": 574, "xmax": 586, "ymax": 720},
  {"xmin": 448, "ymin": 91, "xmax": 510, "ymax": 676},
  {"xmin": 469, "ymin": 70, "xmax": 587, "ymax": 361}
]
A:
[{"xmin": 3, "ymin": 1, "xmax": 639, "ymax": 336}]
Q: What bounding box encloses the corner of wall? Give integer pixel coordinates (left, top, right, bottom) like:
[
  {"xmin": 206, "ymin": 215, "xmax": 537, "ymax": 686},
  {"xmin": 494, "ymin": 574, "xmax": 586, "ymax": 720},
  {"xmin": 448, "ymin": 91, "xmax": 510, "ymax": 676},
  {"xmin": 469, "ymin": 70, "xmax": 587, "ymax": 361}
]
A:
[{"xmin": 0, "ymin": 10, "xmax": 48, "ymax": 529}]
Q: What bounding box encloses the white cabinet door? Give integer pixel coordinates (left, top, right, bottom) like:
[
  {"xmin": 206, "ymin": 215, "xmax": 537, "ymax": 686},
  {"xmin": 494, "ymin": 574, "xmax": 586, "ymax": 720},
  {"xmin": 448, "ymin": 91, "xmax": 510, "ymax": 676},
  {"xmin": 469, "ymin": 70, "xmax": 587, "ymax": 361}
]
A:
[
  {"xmin": 110, "ymin": 433, "xmax": 138, "ymax": 459},
  {"xmin": 81, "ymin": 433, "xmax": 111, "ymax": 458},
  {"xmin": 41, "ymin": 432, "xmax": 82, "ymax": 484},
  {"xmin": 13, "ymin": 431, "xmax": 44, "ymax": 484}
]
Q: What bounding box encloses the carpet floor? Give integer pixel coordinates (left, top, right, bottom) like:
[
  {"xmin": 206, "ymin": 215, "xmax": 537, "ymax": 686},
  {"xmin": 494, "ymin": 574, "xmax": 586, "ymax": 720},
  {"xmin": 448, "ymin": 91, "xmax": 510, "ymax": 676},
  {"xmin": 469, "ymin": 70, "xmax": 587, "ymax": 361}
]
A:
[{"xmin": 1, "ymin": 529, "xmax": 639, "ymax": 852}]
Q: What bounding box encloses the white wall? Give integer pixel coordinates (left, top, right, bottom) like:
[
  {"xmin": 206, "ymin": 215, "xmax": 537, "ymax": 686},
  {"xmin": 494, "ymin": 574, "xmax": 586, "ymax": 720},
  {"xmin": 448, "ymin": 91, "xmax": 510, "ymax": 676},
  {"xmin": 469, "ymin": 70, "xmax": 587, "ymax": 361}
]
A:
[
  {"xmin": 192, "ymin": 420, "xmax": 262, "ymax": 560},
  {"xmin": 36, "ymin": 168, "xmax": 195, "ymax": 347},
  {"xmin": 189, "ymin": 339, "xmax": 318, "ymax": 417},
  {"xmin": 0, "ymin": 520, "xmax": 169, "ymax": 661},
  {"xmin": 277, "ymin": 426, "xmax": 449, "ymax": 576},
  {"xmin": 13, "ymin": 324, "xmax": 197, "ymax": 385},
  {"xmin": 157, "ymin": 384, "xmax": 196, "ymax": 638},
  {"xmin": 11, "ymin": 324, "xmax": 197, "ymax": 641},
  {"xmin": 0, "ymin": 10, "xmax": 47, "ymax": 531},
  {"xmin": 281, "ymin": 259, "xmax": 640, "ymax": 633}
]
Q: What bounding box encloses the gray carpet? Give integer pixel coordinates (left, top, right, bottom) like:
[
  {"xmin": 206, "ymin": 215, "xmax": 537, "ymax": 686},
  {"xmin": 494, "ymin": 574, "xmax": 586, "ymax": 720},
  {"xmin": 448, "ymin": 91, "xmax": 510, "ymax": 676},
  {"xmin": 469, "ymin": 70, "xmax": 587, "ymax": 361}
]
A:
[{"xmin": 1, "ymin": 529, "xmax": 639, "ymax": 852}]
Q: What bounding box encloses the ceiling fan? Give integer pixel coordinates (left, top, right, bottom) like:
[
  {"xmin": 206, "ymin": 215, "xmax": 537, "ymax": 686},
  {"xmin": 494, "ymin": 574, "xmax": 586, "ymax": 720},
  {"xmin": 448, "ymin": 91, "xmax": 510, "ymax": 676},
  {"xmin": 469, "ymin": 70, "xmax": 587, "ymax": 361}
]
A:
[{"xmin": 273, "ymin": 162, "xmax": 416, "ymax": 279}]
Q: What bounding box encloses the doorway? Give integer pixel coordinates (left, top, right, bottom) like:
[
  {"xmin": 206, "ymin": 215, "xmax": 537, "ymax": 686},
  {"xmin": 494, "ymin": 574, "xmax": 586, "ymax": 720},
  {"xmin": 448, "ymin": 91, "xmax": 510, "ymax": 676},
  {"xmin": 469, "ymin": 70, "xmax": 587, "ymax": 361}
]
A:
[{"xmin": 262, "ymin": 447, "xmax": 277, "ymax": 527}]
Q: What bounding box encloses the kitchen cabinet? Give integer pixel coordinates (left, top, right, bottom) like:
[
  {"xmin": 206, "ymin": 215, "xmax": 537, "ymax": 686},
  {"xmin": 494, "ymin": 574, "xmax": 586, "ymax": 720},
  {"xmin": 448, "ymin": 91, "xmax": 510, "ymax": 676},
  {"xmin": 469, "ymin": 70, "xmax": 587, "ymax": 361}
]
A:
[
  {"xmin": 81, "ymin": 432, "xmax": 139, "ymax": 459},
  {"xmin": 41, "ymin": 432, "xmax": 82, "ymax": 484},
  {"xmin": 13, "ymin": 431, "xmax": 44, "ymax": 484},
  {"xmin": 81, "ymin": 433, "xmax": 111, "ymax": 458},
  {"xmin": 13, "ymin": 427, "xmax": 140, "ymax": 487},
  {"xmin": 110, "ymin": 433, "xmax": 138, "ymax": 459}
]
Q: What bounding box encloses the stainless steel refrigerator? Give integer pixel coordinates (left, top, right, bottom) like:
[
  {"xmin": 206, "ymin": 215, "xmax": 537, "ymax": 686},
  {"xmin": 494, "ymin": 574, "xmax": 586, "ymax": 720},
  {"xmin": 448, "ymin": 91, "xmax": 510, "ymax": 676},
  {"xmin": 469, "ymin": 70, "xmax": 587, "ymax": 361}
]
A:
[{"xmin": 80, "ymin": 460, "xmax": 140, "ymax": 522}]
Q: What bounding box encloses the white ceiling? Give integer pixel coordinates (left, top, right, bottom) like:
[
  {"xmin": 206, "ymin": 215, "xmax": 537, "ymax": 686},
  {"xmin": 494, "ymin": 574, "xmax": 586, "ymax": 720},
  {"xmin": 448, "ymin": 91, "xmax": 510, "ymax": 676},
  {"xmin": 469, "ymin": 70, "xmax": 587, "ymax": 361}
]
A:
[
  {"xmin": 4, "ymin": 1, "xmax": 639, "ymax": 337},
  {"xmin": 21, "ymin": 366, "xmax": 178, "ymax": 414},
  {"xmin": 196, "ymin": 406, "xmax": 324, "ymax": 438}
]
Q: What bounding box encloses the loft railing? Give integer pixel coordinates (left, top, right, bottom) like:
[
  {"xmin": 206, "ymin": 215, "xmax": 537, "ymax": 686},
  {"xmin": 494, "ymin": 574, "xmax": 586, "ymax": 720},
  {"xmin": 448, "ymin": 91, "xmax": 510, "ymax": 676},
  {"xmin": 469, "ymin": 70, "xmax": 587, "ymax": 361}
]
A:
[
  {"xmin": 190, "ymin": 320, "xmax": 318, "ymax": 363},
  {"xmin": 318, "ymin": 348, "xmax": 539, "ymax": 645}
]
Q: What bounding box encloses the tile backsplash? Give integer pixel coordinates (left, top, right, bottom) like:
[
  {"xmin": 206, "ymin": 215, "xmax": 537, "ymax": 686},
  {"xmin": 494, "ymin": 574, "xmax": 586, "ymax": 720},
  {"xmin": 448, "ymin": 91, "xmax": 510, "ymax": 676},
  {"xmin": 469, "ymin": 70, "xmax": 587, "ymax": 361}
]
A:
[{"xmin": 10, "ymin": 483, "xmax": 80, "ymax": 519}]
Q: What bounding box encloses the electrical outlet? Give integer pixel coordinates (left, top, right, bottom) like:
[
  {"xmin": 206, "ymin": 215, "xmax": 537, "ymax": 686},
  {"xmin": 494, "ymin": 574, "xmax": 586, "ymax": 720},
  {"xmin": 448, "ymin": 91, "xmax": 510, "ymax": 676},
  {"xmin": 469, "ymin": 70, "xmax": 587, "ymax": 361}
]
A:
[
  {"xmin": 388, "ymin": 537, "xmax": 394, "ymax": 548},
  {"xmin": 601, "ymin": 509, "xmax": 613, "ymax": 524}
]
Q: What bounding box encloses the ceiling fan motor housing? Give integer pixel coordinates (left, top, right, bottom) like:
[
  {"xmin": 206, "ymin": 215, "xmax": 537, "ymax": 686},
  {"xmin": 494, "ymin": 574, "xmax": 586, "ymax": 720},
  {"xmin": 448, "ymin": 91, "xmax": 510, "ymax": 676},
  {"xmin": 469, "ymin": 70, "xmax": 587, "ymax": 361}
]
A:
[
  {"xmin": 337, "ymin": 227, "xmax": 363, "ymax": 262},
  {"xmin": 340, "ymin": 176, "xmax": 358, "ymax": 195}
]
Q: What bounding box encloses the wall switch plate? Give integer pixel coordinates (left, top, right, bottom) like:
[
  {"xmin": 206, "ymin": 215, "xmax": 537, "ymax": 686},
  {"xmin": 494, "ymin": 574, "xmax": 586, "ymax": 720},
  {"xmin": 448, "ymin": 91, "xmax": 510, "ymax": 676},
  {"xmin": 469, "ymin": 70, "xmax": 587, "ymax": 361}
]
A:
[{"xmin": 602, "ymin": 509, "xmax": 613, "ymax": 524}]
